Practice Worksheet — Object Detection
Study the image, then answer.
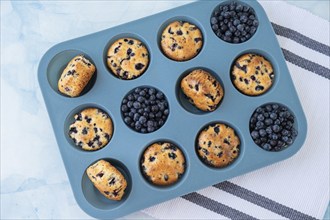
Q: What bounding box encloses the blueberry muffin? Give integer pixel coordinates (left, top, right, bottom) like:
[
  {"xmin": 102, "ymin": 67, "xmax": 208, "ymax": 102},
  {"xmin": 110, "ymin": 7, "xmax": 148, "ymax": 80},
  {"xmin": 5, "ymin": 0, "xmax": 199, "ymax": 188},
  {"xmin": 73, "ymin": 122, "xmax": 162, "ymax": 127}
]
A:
[
  {"xmin": 69, "ymin": 108, "xmax": 113, "ymax": 151},
  {"xmin": 181, "ymin": 69, "xmax": 223, "ymax": 111},
  {"xmin": 86, "ymin": 160, "xmax": 127, "ymax": 201},
  {"xmin": 161, "ymin": 21, "xmax": 203, "ymax": 61},
  {"xmin": 58, "ymin": 55, "xmax": 95, "ymax": 97},
  {"xmin": 231, "ymin": 54, "xmax": 274, "ymax": 96},
  {"xmin": 141, "ymin": 142, "xmax": 186, "ymax": 186},
  {"xmin": 107, "ymin": 38, "xmax": 149, "ymax": 80},
  {"xmin": 197, "ymin": 123, "xmax": 240, "ymax": 168}
]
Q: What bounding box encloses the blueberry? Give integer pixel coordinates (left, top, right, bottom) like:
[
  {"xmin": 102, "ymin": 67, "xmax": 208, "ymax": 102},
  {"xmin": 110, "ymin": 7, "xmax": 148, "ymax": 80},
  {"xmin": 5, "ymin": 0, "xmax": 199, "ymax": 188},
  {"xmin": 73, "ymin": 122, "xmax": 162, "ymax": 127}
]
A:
[
  {"xmin": 220, "ymin": 25, "xmax": 228, "ymax": 32},
  {"xmin": 237, "ymin": 24, "xmax": 244, "ymax": 31},
  {"xmin": 234, "ymin": 31, "xmax": 241, "ymax": 37},
  {"xmin": 148, "ymin": 88, "xmax": 155, "ymax": 95},
  {"xmin": 270, "ymin": 140, "xmax": 277, "ymax": 146},
  {"xmin": 229, "ymin": 26, "xmax": 236, "ymax": 33},
  {"xmin": 233, "ymin": 19, "xmax": 240, "ymax": 26},
  {"xmin": 158, "ymin": 119, "xmax": 164, "ymax": 126},
  {"xmin": 225, "ymin": 30, "xmax": 232, "ymax": 37},
  {"xmin": 240, "ymin": 15, "xmax": 248, "ymax": 23},
  {"xmin": 257, "ymin": 114, "xmax": 265, "ymax": 121},
  {"xmin": 127, "ymin": 101, "xmax": 133, "ymax": 108},
  {"xmin": 139, "ymin": 116, "xmax": 147, "ymax": 124},
  {"xmin": 133, "ymin": 101, "xmax": 141, "ymax": 109},
  {"xmin": 135, "ymin": 123, "xmax": 142, "ymax": 130},
  {"xmin": 243, "ymin": 6, "xmax": 249, "ymax": 12},
  {"xmin": 233, "ymin": 37, "xmax": 240, "ymax": 43},
  {"xmin": 266, "ymin": 126, "xmax": 272, "ymax": 134},
  {"xmin": 259, "ymin": 129, "xmax": 267, "ymax": 137},
  {"xmin": 270, "ymin": 113, "xmax": 278, "ymax": 120},
  {"xmin": 223, "ymin": 36, "xmax": 232, "ymax": 42},
  {"xmin": 147, "ymin": 126, "xmax": 155, "ymax": 133},
  {"xmin": 256, "ymin": 107, "xmax": 263, "ymax": 113},
  {"xmin": 155, "ymin": 112, "xmax": 162, "ymax": 118},
  {"xmin": 127, "ymin": 94, "xmax": 134, "ymax": 101},
  {"xmin": 224, "ymin": 11, "xmax": 230, "ymax": 18},
  {"xmin": 282, "ymin": 129, "xmax": 289, "ymax": 136},
  {"xmin": 272, "ymin": 124, "xmax": 280, "ymax": 133},
  {"xmin": 272, "ymin": 104, "xmax": 279, "ymax": 109},
  {"xmin": 211, "ymin": 17, "xmax": 218, "ymax": 25},
  {"xmin": 271, "ymin": 134, "xmax": 278, "ymax": 140},
  {"xmin": 164, "ymin": 109, "xmax": 169, "ymax": 116},
  {"xmin": 139, "ymin": 90, "xmax": 146, "ymax": 96},
  {"xmin": 277, "ymin": 141, "xmax": 284, "ymax": 147},
  {"xmin": 250, "ymin": 27, "xmax": 257, "ymax": 34},
  {"xmin": 133, "ymin": 113, "xmax": 140, "ymax": 122},
  {"xmin": 286, "ymin": 138, "xmax": 293, "ymax": 145},
  {"xmin": 121, "ymin": 105, "xmax": 128, "ymax": 112},
  {"xmin": 256, "ymin": 121, "xmax": 264, "ymax": 128},
  {"xmin": 282, "ymin": 136, "xmax": 289, "ymax": 142},
  {"xmin": 214, "ymin": 10, "xmax": 220, "ymax": 16},
  {"xmin": 266, "ymin": 105, "xmax": 273, "ymax": 112},
  {"xmin": 212, "ymin": 24, "xmax": 219, "ymax": 31},
  {"xmin": 274, "ymin": 119, "xmax": 281, "ymax": 125},
  {"xmin": 236, "ymin": 4, "xmax": 243, "ymax": 12},
  {"xmin": 253, "ymin": 20, "xmax": 259, "ymax": 26},
  {"xmin": 151, "ymin": 105, "xmax": 159, "ymax": 113},
  {"xmin": 251, "ymin": 130, "xmax": 259, "ymax": 139},
  {"xmin": 137, "ymin": 96, "xmax": 145, "ymax": 103},
  {"xmin": 262, "ymin": 143, "xmax": 271, "ymax": 151}
]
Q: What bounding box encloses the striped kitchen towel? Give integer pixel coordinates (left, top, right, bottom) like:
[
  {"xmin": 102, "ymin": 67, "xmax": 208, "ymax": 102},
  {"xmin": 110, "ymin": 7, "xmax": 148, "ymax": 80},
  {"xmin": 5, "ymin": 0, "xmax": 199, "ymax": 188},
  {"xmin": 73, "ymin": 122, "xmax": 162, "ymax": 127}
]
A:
[{"xmin": 141, "ymin": 1, "xmax": 330, "ymax": 219}]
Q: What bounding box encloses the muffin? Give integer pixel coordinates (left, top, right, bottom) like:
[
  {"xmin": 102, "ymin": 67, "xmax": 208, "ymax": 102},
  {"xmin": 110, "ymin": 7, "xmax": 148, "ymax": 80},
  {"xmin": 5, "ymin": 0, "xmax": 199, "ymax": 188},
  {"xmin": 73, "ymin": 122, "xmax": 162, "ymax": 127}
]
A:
[
  {"xmin": 86, "ymin": 160, "xmax": 127, "ymax": 201},
  {"xmin": 58, "ymin": 55, "xmax": 95, "ymax": 97},
  {"xmin": 197, "ymin": 123, "xmax": 240, "ymax": 168},
  {"xmin": 69, "ymin": 108, "xmax": 113, "ymax": 151},
  {"xmin": 231, "ymin": 54, "xmax": 274, "ymax": 96},
  {"xmin": 107, "ymin": 38, "xmax": 149, "ymax": 80},
  {"xmin": 141, "ymin": 142, "xmax": 186, "ymax": 186},
  {"xmin": 161, "ymin": 21, "xmax": 203, "ymax": 61},
  {"xmin": 181, "ymin": 69, "xmax": 223, "ymax": 111}
]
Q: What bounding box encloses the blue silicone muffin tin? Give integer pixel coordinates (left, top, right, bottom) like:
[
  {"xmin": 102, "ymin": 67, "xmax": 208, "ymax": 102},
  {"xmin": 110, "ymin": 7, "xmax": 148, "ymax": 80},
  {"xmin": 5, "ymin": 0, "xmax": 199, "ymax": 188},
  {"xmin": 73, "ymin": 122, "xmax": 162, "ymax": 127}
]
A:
[{"xmin": 38, "ymin": 0, "xmax": 307, "ymax": 219}]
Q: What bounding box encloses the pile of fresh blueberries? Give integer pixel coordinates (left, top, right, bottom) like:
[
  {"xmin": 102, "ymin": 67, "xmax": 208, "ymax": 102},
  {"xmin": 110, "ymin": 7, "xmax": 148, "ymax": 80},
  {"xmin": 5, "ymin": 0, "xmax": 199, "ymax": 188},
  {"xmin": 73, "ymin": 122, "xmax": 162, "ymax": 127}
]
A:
[
  {"xmin": 121, "ymin": 87, "xmax": 169, "ymax": 133},
  {"xmin": 250, "ymin": 103, "xmax": 298, "ymax": 151},
  {"xmin": 211, "ymin": 1, "xmax": 259, "ymax": 43}
]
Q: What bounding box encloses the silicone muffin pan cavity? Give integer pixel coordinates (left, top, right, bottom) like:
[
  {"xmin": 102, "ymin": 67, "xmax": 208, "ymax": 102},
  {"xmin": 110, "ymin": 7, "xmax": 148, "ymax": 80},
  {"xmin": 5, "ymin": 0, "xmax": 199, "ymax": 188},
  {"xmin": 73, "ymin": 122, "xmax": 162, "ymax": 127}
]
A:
[{"xmin": 38, "ymin": 1, "xmax": 307, "ymax": 219}]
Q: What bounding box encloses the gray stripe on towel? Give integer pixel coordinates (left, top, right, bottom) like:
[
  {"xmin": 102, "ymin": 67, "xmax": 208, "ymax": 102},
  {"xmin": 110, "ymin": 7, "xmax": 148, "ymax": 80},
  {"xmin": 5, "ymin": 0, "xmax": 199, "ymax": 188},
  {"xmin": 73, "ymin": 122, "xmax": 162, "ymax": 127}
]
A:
[
  {"xmin": 272, "ymin": 22, "xmax": 330, "ymax": 56},
  {"xmin": 282, "ymin": 48, "xmax": 330, "ymax": 79},
  {"xmin": 215, "ymin": 181, "xmax": 318, "ymax": 220},
  {"xmin": 182, "ymin": 192, "xmax": 258, "ymax": 220}
]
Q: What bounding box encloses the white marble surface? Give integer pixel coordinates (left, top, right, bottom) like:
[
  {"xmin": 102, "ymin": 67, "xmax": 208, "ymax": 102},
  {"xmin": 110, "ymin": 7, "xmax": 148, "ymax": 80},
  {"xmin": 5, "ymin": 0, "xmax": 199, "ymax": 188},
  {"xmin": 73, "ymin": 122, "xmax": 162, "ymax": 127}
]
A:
[{"xmin": 0, "ymin": 1, "xmax": 329, "ymax": 219}]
